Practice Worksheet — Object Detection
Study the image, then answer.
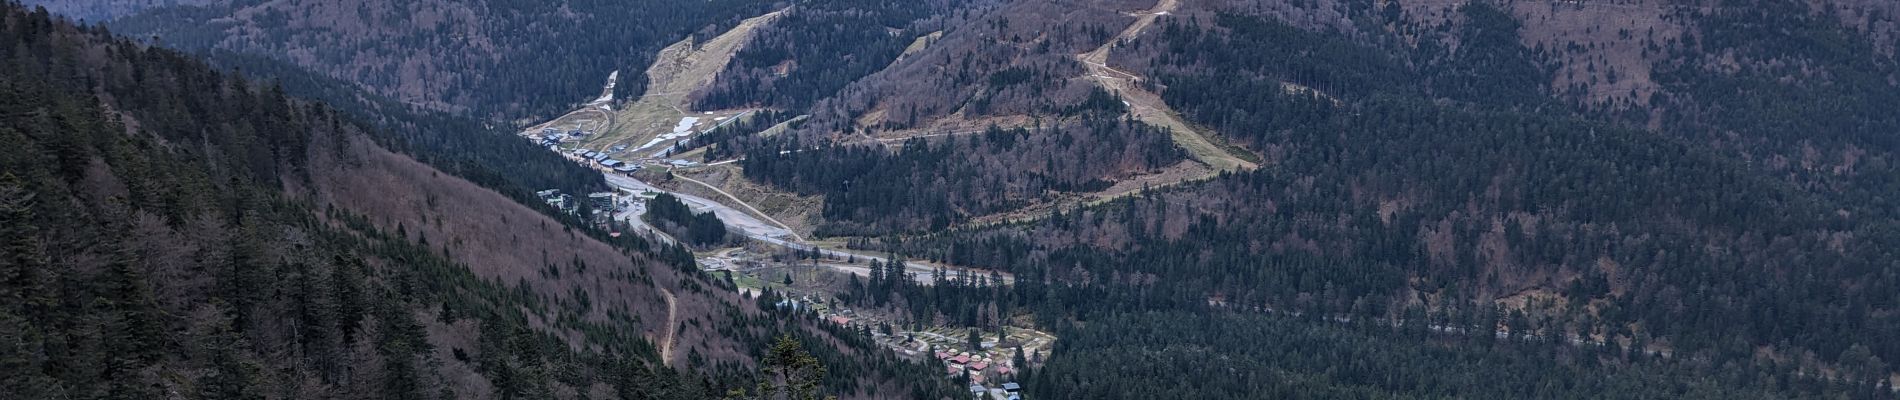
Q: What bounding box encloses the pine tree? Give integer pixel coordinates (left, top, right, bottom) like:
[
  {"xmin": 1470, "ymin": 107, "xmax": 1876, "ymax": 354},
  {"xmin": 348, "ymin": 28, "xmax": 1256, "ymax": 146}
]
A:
[
  {"xmin": 98, "ymin": 252, "xmax": 164, "ymax": 398},
  {"xmin": 375, "ymin": 296, "xmax": 434, "ymax": 400},
  {"xmin": 333, "ymin": 255, "xmax": 367, "ymax": 345},
  {"xmin": 198, "ymin": 306, "xmax": 264, "ymax": 400},
  {"xmin": 0, "ymin": 173, "xmax": 54, "ymax": 323},
  {"xmin": 738, "ymin": 334, "xmax": 833, "ymax": 400},
  {"xmin": 0, "ymin": 309, "xmax": 61, "ymax": 398}
]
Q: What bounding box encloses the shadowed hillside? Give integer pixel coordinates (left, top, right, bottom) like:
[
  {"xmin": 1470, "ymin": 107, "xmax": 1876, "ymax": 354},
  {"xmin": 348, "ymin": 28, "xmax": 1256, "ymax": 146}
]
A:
[{"xmin": 0, "ymin": 4, "xmax": 956, "ymax": 398}]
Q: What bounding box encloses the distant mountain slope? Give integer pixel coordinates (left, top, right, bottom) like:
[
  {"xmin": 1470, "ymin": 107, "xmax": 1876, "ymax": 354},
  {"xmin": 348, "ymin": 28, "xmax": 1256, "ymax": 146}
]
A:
[
  {"xmin": 107, "ymin": 0, "xmax": 776, "ymax": 121},
  {"xmin": 876, "ymin": 0, "xmax": 1900, "ymax": 394},
  {"xmin": 696, "ymin": 0, "xmax": 1214, "ymax": 234},
  {"xmin": 691, "ymin": 0, "xmax": 968, "ymax": 111},
  {"xmin": 16, "ymin": 0, "xmax": 221, "ymax": 22},
  {"xmin": 195, "ymin": 50, "xmax": 613, "ymax": 218}
]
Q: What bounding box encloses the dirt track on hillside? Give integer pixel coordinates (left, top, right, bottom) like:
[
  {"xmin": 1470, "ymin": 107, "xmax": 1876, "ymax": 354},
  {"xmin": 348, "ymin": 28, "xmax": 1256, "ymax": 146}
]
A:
[
  {"xmin": 659, "ymin": 288, "xmax": 679, "ymax": 366},
  {"xmin": 1076, "ymin": 0, "xmax": 1256, "ymax": 173}
]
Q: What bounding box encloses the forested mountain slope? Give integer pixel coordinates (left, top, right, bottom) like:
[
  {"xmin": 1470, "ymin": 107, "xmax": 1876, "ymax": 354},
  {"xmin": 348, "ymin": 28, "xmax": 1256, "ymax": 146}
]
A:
[
  {"xmin": 642, "ymin": 1, "xmax": 1900, "ymax": 376},
  {"xmin": 791, "ymin": 0, "xmax": 1144, "ymax": 131},
  {"xmin": 692, "ymin": 0, "xmax": 968, "ymax": 112},
  {"xmin": 870, "ymin": 0, "xmax": 1900, "ymax": 396},
  {"xmin": 192, "ymin": 49, "xmax": 612, "ymax": 217},
  {"xmin": 106, "ymin": 0, "xmax": 776, "ymax": 121},
  {"xmin": 701, "ymin": 0, "xmax": 1213, "ymax": 234},
  {"xmin": 0, "ymin": 4, "xmax": 954, "ymax": 398}
]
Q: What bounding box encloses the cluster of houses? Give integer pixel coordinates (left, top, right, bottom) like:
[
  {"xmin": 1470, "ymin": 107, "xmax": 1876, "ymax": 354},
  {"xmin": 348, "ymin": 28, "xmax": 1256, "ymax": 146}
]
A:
[
  {"xmin": 968, "ymin": 382, "xmax": 1022, "ymax": 400},
  {"xmin": 936, "ymin": 348, "xmax": 1023, "ymax": 398},
  {"xmin": 936, "ymin": 349, "xmax": 1015, "ymax": 385},
  {"xmin": 532, "ymin": 127, "xmax": 717, "ymax": 175},
  {"xmin": 534, "ymin": 189, "xmax": 624, "ymax": 217},
  {"xmin": 535, "ymin": 189, "xmax": 577, "ymax": 215},
  {"xmin": 587, "ymin": 192, "xmax": 617, "ymax": 213},
  {"xmin": 565, "ymin": 148, "xmax": 642, "ymax": 173},
  {"xmin": 564, "ymin": 147, "xmax": 707, "ymax": 174},
  {"xmin": 535, "ymin": 128, "xmax": 590, "ymax": 148},
  {"xmin": 533, "ymin": 129, "xmax": 650, "ymax": 174}
]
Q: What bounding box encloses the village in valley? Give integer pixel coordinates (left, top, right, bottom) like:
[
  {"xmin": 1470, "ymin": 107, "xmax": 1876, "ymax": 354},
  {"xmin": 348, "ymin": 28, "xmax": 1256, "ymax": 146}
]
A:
[{"xmin": 519, "ymin": 71, "xmax": 1047, "ymax": 399}]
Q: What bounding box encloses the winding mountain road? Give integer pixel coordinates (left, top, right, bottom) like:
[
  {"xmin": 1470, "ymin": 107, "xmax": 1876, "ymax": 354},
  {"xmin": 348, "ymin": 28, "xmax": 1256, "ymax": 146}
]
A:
[
  {"xmin": 667, "ymin": 171, "xmax": 805, "ymax": 242},
  {"xmin": 604, "ymin": 172, "xmax": 1010, "ymax": 285}
]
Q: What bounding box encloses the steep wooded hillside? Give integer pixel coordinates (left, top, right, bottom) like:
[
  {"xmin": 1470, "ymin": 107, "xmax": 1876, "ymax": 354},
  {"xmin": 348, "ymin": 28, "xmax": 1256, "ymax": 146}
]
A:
[
  {"xmin": 2, "ymin": 6, "xmax": 694, "ymax": 396},
  {"xmin": 197, "ymin": 50, "xmax": 612, "ymax": 215},
  {"xmin": 0, "ymin": 5, "xmax": 956, "ymax": 399}
]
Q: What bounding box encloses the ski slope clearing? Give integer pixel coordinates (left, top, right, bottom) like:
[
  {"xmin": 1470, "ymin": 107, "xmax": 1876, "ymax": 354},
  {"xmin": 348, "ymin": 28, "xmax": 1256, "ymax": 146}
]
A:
[
  {"xmin": 592, "ymin": 9, "xmax": 785, "ymax": 154},
  {"xmin": 1077, "ymin": 0, "xmax": 1257, "ymax": 173}
]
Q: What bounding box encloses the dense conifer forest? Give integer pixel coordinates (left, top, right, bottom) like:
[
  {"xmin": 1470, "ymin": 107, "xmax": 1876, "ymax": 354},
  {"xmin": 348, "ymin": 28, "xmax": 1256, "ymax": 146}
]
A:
[
  {"xmin": 647, "ymin": 193, "xmax": 732, "ymax": 247},
  {"xmin": 0, "ymin": 7, "xmax": 682, "ymax": 396}
]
